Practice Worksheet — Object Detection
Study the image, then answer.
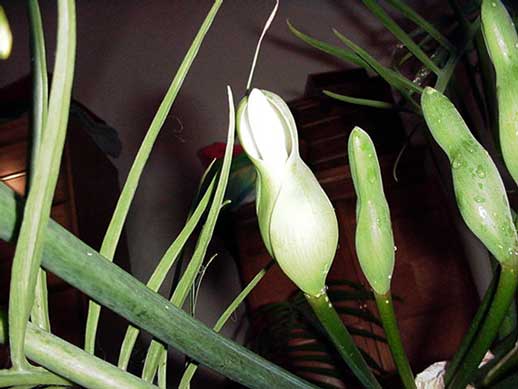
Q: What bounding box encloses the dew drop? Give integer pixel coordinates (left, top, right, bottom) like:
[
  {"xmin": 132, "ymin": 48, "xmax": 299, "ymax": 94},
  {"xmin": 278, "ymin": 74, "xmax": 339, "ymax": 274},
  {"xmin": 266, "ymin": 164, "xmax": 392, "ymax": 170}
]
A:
[
  {"xmin": 86, "ymin": 252, "xmax": 93, "ymax": 256},
  {"xmin": 394, "ymin": 245, "xmax": 398, "ymax": 252},
  {"xmin": 475, "ymin": 165, "xmax": 486, "ymax": 178},
  {"xmin": 452, "ymin": 159, "xmax": 462, "ymax": 169},
  {"xmin": 491, "ymin": 1, "xmax": 496, "ymax": 7},
  {"xmin": 474, "ymin": 195, "xmax": 486, "ymax": 203}
]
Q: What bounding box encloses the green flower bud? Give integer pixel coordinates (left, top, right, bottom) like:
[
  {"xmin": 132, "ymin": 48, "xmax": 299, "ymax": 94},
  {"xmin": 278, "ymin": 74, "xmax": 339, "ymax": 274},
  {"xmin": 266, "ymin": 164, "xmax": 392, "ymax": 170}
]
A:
[
  {"xmin": 421, "ymin": 87, "xmax": 518, "ymax": 264},
  {"xmin": 0, "ymin": 6, "xmax": 12, "ymax": 60},
  {"xmin": 236, "ymin": 89, "xmax": 339, "ymax": 296},
  {"xmin": 481, "ymin": 0, "xmax": 518, "ymax": 185},
  {"xmin": 348, "ymin": 127, "xmax": 394, "ymax": 294}
]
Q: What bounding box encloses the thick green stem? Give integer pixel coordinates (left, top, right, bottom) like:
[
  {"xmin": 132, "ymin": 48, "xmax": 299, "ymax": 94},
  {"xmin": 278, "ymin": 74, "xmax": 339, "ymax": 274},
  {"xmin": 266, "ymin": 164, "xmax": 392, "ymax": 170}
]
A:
[
  {"xmin": 448, "ymin": 265, "xmax": 518, "ymax": 389},
  {"xmin": 0, "ymin": 183, "xmax": 315, "ymax": 389},
  {"xmin": 374, "ymin": 292, "xmax": 415, "ymax": 389},
  {"xmin": 0, "ymin": 310, "xmax": 155, "ymax": 388},
  {"xmin": 305, "ymin": 291, "xmax": 381, "ymax": 389}
]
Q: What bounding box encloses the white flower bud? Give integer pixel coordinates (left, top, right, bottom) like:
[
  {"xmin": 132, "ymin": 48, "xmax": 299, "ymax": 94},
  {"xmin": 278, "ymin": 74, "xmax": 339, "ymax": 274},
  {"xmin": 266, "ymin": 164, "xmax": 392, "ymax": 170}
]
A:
[{"xmin": 236, "ymin": 89, "xmax": 339, "ymax": 296}]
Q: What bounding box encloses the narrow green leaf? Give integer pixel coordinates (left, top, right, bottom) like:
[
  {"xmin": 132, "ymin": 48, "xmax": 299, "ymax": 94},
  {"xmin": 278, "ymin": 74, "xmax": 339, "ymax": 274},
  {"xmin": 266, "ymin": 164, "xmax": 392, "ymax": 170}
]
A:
[
  {"xmin": 287, "ymin": 20, "xmax": 367, "ymax": 68},
  {"xmin": 323, "ymin": 90, "xmax": 396, "ymax": 110},
  {"xmin": 116, "ymin": 176, "xmax": 216, "ymax": 370},
  {"xmin": 84, "ymin": 0, "xmax": 224, "ymax": 354},
  {"xmin": 384, "ymin": 0, "xmax": 455, "ymax": 52},
  {"xmin": 361, "ymin": 0, "xmax": 440, "ymax": 74},
  {"xmin": 8, "ymin": 0, "xmax": 75, "ymax": 370},
  {"xmin": 178, "ymin": 260, "xmax": 274, "ymax": 388},
  {"xmin": 332, "ymin": 29, "xmax": 423, "ymax": 96},
  {"xmin": 435, "ymin": 18, "xmax": 480, "ymax": 93},
  {"xmin": 142, "ymin": 86, "xmax": 236, "ymax": 383},
  {"xmin": 27, "ymin": 0, "xmax": 51, "ymax": 334}
]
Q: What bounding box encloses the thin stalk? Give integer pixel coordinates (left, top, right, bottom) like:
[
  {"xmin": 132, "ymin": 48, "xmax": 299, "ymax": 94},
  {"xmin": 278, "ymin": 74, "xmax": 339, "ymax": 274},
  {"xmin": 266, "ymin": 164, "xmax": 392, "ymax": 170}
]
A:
[
  {"xmin": 448, "ymin": 264, "xmax": 518, "ymax": 389},
  {"xmin": 7, "ymin": 0, "xmax": 75, "ymax": 370},
  {"xmin": 178, "ymin": 260, "xmax": 274, "ymax": 388},
  {"xmin": 323, "ymin": 90, "xmax": 397, "ymax": 110},
  {"xmin": 374, "ymin": 292, "xmax": 415, "ymax": 389},
  {"xmin": 305, "ymin": 291, "xmax": 381, "ymax": 389},
  {"xmin": 27, "ymin": 0, "xmax": 50, "ymax": 333},
  {"xmin": 0, "ymin": 183, "xmax": 316, "ymax": 389},
  {"xmin": 84, "ymin": 0, "xmax": 224, "ymax": 354},
  {"xmin": 0, "ymin": 310, "xmax": 155, "ymax": 389},
  {"xmin": 444, "ymin": 272, "xmax": 498, "ymax": 386}
]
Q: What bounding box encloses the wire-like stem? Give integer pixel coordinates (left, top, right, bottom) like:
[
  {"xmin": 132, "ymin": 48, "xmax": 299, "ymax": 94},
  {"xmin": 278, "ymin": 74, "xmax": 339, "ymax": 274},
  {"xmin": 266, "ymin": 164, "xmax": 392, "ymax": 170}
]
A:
[
  {"xmin": 245, "ymin": 0, "xmax": 278, "ymax": 91},
  {"xmin": 448, "ymin": 264, "xmax": 518, "ymax": 389},
  {"xmin": 305, "ymin": 291, "xmax": 381, "ymax": 389},
  {"xmin": 374, "ymin": 292, "xmax": 415, "ymax": 389}
]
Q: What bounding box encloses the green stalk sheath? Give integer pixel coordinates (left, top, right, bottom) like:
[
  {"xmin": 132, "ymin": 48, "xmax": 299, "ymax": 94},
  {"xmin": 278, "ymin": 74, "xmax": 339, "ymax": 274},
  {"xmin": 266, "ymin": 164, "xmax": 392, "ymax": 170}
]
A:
[
  {"xmin": 374, "ymin": 292, "xmax": 415, "ymax": 389},
  {"xmin": 0, "ymin": 310, "xmax": 155, "ymax": 389},
  {"xmin": 305, "ymin": 291, "xmax": 381, "ymax": 389},
  {"xmin": 8, "ymin": 0, "xmax": 75, "ymax": 370},
  {"xmin": 27, "ymin": 0, "xmax": 50, "ymax": 332},
  {"xmin": 444, "ymin": 273, "xmax": 498, "ymax": 386},
  {"xmin": 84, "ymin": 0, "xmax": 223, "ymax": 354},
  {"xmin": 0, "ymin": 183, "xmax": 315, "ymax": 389},
  {"xmin": 179, "ymin": 260, "xmax": 274, "ymax": 388},
  {"xmin": 448, "ymin": 265, "xmax": 518, "ymax": 389}
]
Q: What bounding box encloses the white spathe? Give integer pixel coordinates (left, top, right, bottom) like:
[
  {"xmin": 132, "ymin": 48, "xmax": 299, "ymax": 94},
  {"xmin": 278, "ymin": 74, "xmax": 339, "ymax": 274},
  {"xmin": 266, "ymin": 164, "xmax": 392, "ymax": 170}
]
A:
[{"xmin": 236, "ymin": 88, "xmax": 339, "ymax": 297}]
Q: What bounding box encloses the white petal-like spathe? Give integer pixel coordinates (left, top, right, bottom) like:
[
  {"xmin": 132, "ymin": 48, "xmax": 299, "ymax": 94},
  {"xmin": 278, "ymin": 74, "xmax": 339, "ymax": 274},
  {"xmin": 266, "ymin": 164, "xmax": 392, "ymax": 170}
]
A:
[{"xmin": 247, "ymin": 89, "xmax": 290, "ymax": 168}]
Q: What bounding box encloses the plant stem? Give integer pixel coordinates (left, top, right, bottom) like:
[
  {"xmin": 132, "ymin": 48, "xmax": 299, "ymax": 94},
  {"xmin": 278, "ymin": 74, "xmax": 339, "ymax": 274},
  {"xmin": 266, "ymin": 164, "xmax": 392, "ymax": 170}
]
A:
[
  {"xmin": 0, "ymin": 183, "xmax": 316, "ymax": 389},
  {"xmin": 8, "ymin": 0, "xmax": 75, "ymax": 371},
  {"xmin": 305, "ymin": 291, "xmax": 382, "ymax": 389},
  {"xmin": 27, "ymin": 0, "xmax": 51, "ymax": 333},
  {"xmin": 481, "ymin": 339, "xmax": 518, "ymax": 387},
  {"xmin": 374, "ymin": 292, "xmax": 415, "ymax": 388},
  {"xmin": 0, "ymin": 310, "xmax": 155, "ymax": 388},
  {"xmin": 448, "ymin": 264, "xmax": 518, "ymax": 389},
  {"xmin": 444, "ymin": 272, "xmax": 498, "ymax": 386}
]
